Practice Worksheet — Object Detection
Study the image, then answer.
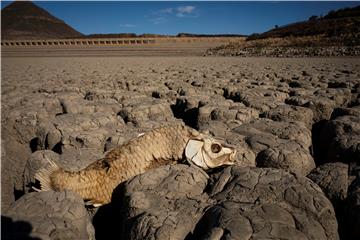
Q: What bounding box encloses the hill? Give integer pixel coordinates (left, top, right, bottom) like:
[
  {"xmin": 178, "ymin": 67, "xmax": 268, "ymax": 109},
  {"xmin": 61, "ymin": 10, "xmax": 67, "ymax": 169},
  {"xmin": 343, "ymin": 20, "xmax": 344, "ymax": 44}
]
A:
[
  {"xmin": 1, "ymin": 1, "xmax": 83, "ymax": 40},
  {"xmin": 207, "ymin": 5, "xmax": 360, "ymax": 57},
  {"xmin": 247, "ymin": 5, "xmax": 360, "ymax": 45}
]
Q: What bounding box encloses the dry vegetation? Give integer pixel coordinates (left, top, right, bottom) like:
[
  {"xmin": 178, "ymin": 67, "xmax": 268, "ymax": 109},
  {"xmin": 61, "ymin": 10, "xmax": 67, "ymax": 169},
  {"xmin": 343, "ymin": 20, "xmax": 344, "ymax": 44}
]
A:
[{"xmin": 208, "ymin": 5, "xmax": 360, "ymax": 56}]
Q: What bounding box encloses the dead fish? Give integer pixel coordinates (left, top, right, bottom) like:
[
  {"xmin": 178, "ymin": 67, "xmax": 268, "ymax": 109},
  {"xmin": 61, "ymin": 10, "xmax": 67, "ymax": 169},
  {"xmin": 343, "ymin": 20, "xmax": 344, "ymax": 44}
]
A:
[{"xmin": 34, "ymin": 123, "xmax": 236, "ymax": 206}]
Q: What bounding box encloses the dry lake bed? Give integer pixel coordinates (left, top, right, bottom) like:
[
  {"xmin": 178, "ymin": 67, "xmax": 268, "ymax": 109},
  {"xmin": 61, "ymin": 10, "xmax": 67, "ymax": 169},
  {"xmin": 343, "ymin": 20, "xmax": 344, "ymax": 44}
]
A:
[{"xmin": 2, "ymin": 56, "xmax": 360, "ymax": 239}]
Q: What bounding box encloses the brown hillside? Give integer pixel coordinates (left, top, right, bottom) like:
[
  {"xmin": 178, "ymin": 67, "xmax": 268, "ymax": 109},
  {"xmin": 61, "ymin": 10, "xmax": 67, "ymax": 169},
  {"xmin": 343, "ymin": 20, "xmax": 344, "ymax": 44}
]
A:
[
  {"xmin": 247, "ymin": 5, "xmax": 360, "ymax": 45},
  {"xmin": 1, "ymin": 1, "xmax": 83, "ymax": 40},
  {"xmin": 207, "ymin": 5, "xmax": 360, "ymax": 56}
]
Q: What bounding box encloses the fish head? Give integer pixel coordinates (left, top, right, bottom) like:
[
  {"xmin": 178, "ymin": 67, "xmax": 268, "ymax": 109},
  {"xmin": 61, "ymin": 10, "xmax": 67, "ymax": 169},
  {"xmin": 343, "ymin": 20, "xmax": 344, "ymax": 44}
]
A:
[{"xmin": 185, "ymin": 135, "xmax": 236, "ymax": 170}]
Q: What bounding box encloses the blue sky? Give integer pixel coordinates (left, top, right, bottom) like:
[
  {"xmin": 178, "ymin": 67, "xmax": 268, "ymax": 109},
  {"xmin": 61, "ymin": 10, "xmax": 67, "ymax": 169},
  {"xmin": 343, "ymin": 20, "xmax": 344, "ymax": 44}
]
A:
[{"xmin": 1, "ymin": 1, "xmax": 359, "ymax": 35}]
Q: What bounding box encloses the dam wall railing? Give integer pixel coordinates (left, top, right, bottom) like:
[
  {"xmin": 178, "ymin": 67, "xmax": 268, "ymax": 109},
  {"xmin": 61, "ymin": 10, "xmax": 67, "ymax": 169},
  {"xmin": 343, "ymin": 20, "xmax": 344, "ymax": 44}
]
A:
[
  {"xmin": 1, "ymin": 38, "xmax": 156, "ymax": 47},
  {"xmin": 1, "ymin": 37, "xmax": 245, "ymax": 47}
]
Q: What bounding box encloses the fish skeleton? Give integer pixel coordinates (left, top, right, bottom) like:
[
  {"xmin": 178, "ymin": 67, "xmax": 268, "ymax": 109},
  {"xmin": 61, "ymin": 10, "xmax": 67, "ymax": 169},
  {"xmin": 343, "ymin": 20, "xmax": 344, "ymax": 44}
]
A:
[{"xmin": 35, "ymin": 123, "xmax": 236, "ymax": 206}]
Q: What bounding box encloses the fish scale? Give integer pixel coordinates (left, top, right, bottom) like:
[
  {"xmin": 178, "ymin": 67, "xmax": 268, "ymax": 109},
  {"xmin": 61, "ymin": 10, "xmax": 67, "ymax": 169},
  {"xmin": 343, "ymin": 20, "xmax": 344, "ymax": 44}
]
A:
[{"xmin": 35, "ymin": 123, "xmax": 236, "ymax": 206}]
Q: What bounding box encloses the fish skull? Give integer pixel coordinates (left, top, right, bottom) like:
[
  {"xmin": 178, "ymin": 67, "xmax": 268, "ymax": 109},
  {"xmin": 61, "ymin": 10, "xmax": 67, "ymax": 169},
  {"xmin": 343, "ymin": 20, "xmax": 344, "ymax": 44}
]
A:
[{"xmin": 185, "ymin": 137, "xmax": 236, "ymax": 170}]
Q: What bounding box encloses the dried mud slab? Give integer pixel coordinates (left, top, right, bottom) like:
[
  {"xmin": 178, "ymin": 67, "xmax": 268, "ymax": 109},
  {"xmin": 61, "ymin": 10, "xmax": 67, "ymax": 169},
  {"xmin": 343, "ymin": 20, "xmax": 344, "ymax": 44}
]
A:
[
  {"xmin": 286, "ymin": 89, "xmax": 352, "ymax": 122},
  {"xmin": 225, "ymin": 87, "xmax": 289, "ymax": 113},
  {"xmin": 344, "ymin": 174, "xmax": 360, "ymax": 240},
  {"xmin": 317, "ymin": 107, "xmax": 360, "ymax": 163},
  {"xmin": 263, "ymin": 104, "xmax": 314, "ymax": 129},
  {"xmin": 231, "ymin": 119, "xmax": 315, "ymax": 175},
  {"xmin": 1, "ymin": 57, "xmax": 359, "ymax": 238},
  {"xmin": 3, "ymin": 190, "xmax": 95, "ymax": 240},
  {"xmin": 119, "ymin": 165, "xmax": 339, "ymax": 240},
  {"xmin": 193, "ymin": 166, "xmax": 339, "ymax": 240},
  {"xmin": 120, "ymin": 164, "xmax": 211, "ymax": 240},
  {"xmin": 308, "ymin": 162, "xmax": 349, "ymax": 206}
]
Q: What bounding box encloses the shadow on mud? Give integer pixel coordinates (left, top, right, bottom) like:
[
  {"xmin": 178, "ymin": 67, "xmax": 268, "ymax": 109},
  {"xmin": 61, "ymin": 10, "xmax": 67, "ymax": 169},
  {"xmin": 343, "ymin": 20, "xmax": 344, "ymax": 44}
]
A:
[
  {"xmin": 92, "ymin": 183, "xmax": 127, "ymax": 240},
  {"xmin": 1, "ymin": 216, "xmax": 40, "ymax": 240}
]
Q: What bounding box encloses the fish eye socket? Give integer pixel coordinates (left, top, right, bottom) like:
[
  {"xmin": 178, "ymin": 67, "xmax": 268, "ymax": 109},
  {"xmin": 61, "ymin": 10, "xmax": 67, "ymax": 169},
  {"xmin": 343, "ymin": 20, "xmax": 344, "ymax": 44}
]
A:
[{"xmin": 211, "ymin": 143, "xmax": 222, "ymax": 153}]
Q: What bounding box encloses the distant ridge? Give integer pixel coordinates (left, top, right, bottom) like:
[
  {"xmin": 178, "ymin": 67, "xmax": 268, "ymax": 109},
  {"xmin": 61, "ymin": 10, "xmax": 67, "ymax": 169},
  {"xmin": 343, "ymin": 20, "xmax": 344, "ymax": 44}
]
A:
[
  {"xmin": 247, "ymin": 5, "xmax": 360, "ymax": 45},
  {"xmin": 80, "ymin": 33, "xmax": 246, "ymax": 39},
  {"xmin": 206, "ymin": 5, "xmax": 360, "ymax": 57},
  {"xmin": 1, "ymin": 1, "xmax": 83, "ymax": 40},
  {"xmin": 176, "ymin": 33, "xmax": 247, "ymax": 38},
  {"xmin": 82, "ymin": 33, "xmax": 170, "ymax": 39}
]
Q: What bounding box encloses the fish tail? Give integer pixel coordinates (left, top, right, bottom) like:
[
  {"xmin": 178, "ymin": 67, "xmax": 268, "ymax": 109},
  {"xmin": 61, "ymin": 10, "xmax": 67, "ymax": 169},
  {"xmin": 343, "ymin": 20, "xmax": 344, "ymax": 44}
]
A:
[{"xmin": 34, "ymin": 159, "xmax": 60, "ymax": 191}]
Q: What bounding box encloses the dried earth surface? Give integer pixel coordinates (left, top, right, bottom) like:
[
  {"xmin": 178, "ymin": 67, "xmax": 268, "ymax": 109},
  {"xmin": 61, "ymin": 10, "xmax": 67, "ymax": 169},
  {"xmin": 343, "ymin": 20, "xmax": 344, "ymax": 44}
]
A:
[{"xmin": 2, "ymin": 56, "xmax": 360, "ymax": 239}]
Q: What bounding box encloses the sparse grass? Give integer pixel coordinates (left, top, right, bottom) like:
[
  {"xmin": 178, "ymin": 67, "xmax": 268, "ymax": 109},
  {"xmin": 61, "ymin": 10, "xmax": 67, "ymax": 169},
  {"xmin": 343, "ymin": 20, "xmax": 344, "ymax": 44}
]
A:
[
  {"xmin": 247, "ymin": 5, "xmax": 360, "ymax": 42},
  {"xmin": 212, "ymin": 33, "xmax": 360, "ymax": 52},
  {"xmin": 207, "ymin": 34, "xmax": 360, "ymax": 57},
  {"xmin": 208, "ymin": 8, "xmax": 360, "ymax": 57}
]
